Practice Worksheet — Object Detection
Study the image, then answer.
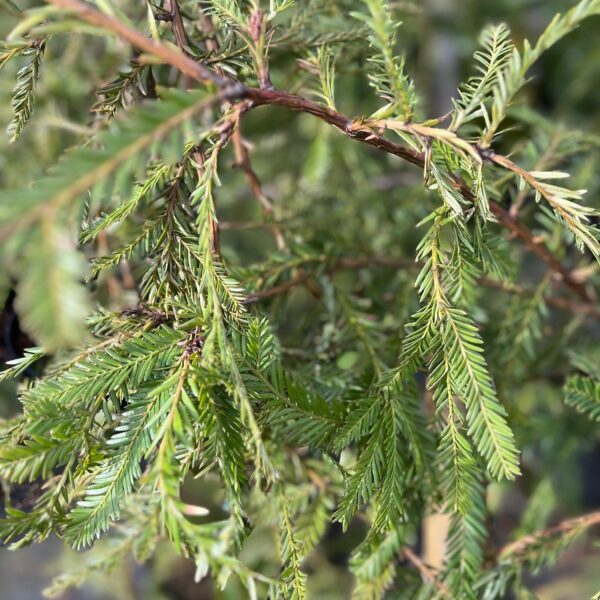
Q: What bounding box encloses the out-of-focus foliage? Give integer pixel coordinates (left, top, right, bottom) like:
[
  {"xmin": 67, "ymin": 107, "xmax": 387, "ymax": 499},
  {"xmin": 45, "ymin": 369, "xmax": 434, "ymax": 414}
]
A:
[{"xmin": 0, "ymin": 0, "xmax": 599, "ymax": 599}]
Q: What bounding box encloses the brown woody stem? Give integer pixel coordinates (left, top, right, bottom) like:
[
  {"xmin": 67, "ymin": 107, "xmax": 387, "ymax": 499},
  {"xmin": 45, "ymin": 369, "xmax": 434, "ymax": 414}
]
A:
[
  {"xmin": 245, "ymin": 255, "xmax": 600, "ymax": 317},
  {"xmin": 45, "ymin": 0, "xmax": 597, "ymax": 306},
  {"xmin": 499, "ymin": 510, "xmax": 600, "ymax": 559}
]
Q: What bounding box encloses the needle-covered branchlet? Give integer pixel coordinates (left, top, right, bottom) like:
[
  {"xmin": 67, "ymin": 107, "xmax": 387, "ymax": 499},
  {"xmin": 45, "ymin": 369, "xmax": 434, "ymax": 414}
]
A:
[{"xmin": 46, "ymin": 0, "xmax": 597, "ymax": 305}]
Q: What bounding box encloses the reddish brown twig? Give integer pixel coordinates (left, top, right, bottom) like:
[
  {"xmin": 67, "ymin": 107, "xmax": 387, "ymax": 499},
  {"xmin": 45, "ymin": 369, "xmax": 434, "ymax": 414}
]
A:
[
  {"xmin": 245, "ymin": 256, "xmax": 600, "ymax": 318},
  {"xmin": 335, "ymin": 256, "xmax": 416, "ymax": 270},
  {"xmin": 244, "ymin": 271, "xmax": 312, "ymax": 303},
  {"xmin": 401, "ymin": 547, "xmax": 450, "ymax": 597},
  {"xmin": 243, "ymin": 87, "xmax": 423, "ymax": 167},
  {"xmin": 48, "ymin": 0, "xmax": 229, "ymax": 87},
  {"xmin": 479, "ymin": 277, "xmax": 600, "ymax": 318},
  {"xmin": 166, "ymin": 0, "xmax": 188, "ymax": 54},
  {"xmin": 499, "ymin": 510, "xmax": 600, "ymax": 559},
  {"xmin": 231, "ymin": 126, "xmax": 287, "ymax": 250},
  {"xmin": 44, "ymin": 0, "xmax": 599, "ymax": 307},
  {"xmin": 490, "ymin": 202, "xmax": 593, "ymax": 303}
]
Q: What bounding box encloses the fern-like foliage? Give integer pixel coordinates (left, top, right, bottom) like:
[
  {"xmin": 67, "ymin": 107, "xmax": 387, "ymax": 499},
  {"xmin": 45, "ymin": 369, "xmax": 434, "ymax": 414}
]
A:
[
  {"xmin": 1, "ymin": 89, "xmax": 216, "ymax": 227},
  {"xmin": 412, "ymin": 213, "xmax": 520, "ymax": 481},
  {"xmin": 331, "ymin": 375, "xmax": 433, "ymax": 535},
  {"xmin": 441, "ymin": 307, "xmax": 520, "ymax": 480},
  {"xmin": 352, "ymin": 0, "xmax": 416, "ymax": 122},
  {"xmin": 564, "ymin": 350, "xmax": 600, "ymax": 421},
  {"xmin": 479, "ymin": 511, "xmax": 600, "ymax": 598},
  {"xmin": 480, "ymin": 0, "xmax": 600, "ymax": 146},
  {"xmin": 0, "ymin": 89, "xmax": 218, "ymax": 349},
  {"xmin": 451, "ymin": 24, "xmax": 513, "ymax": 132},
  {"xmin": 0, "ymin": 0, "xmax": 598, "ymax": 597},
  {"xmin": 0, "ymin": 346, "xmax": 44, "ymax": 382},
  {"xmin": 279, "ymin": 491, "xmax": 308, "ymax": 600},
  {"xmin": 7, "ymin": 40, "xmax": 44, "ymax": 142},
  {"xmin": 91, "ymin": 63, "xmax": 146, "ymax": 119},
  {"xmin": 350, "ymin": 527, "xmax": 405, "ymax": 599},
  {"xmin": 65, "ymin": 385, "xmax": 174, "ymax": 548}
]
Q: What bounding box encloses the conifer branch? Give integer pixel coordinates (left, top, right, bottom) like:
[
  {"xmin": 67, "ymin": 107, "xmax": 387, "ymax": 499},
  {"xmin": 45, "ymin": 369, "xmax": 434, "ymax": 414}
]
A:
[
  {"xmin": 245, "ymin": 255, "xmax": 600, "ymax": 318},
  {"xmin": 499, "ymin": 510, "xmax": 600, "ymax": 560},
  {"xmin": 401, "ymin": 546, "xmax": 450, "ymax": 597},
  {"xmin": 8, "ymin": 40, "xmax": 44, "ymax": 142},
  {"xmin": 47, "ymin": 0, "xmax": 229, "ymax": 87},
  {"xmin": 42, "ymin": 0, "xmax": 595, "ymax": 307},
  {"xmin": 231, "ymin": 126, "xmax": 287, "ymax": 250},
  {"xmin": 1, "ymin": 1, "xmax": 599, "ymax": 596}
]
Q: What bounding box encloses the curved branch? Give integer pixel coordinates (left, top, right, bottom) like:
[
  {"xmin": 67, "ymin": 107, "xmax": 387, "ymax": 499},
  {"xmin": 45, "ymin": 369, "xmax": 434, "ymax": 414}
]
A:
[
  {"xmin": 244, "ymin": 255, "xmax": 600, "ymax": 317},
  {"xmin": 499, "ymin": 510, "xmax": 600, "ymax": 559},
  {"xmin": 43, "ymin": 0, "xmax": 598, "ymax": 305},
  {"xmin": 48, "ymin": 0, "xmax": 229, "ymax": 87}
]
